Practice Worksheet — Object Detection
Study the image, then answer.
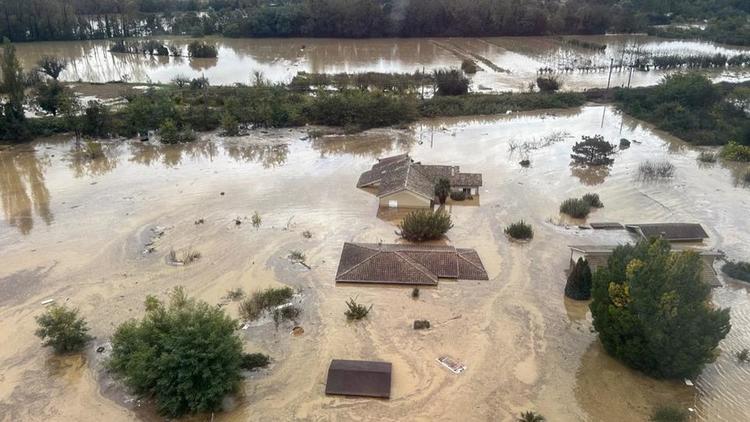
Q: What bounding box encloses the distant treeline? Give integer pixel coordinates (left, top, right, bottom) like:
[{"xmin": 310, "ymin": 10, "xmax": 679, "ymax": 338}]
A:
[
  {"xmin": 649, "ymin": 17, "xmax": 750, "ymax": 47},
  {"xmin": 7, "ymin": 0, "xmax": 747, "ymax": 42}
]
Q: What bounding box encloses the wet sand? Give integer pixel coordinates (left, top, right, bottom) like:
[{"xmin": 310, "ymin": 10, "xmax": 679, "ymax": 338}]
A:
[
  {"xmin": 1, "ymin": 107, "xmax": 749, "ymax": 421},
  {"xmin": 12, "ymin": 35, "xmax": 750, "ymax": 91}
]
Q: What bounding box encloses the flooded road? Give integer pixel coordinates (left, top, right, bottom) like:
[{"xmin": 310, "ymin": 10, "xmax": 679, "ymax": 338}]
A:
[
  {"xmin": 12, "ymin": 35, "xmax": 750, "ymax": 91},
  {"xmin": 1, "ymin": 107, "xmax": 749, "ymax": 421}
]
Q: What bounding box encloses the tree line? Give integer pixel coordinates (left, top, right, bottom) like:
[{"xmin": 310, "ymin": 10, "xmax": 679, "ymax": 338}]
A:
[{"xmin": 5, "ymin": 0, "xmax": 748, "ymax": 42}]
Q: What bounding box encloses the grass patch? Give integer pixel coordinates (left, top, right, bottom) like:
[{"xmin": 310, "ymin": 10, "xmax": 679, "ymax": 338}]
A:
[
  {"xmin": 637, "ymin": 160, "xmax": 675, "ymax": 181},
  {"xmin": 722, "ymin": 261, "xmax": 750, "ymax": 282},
  {"xmin": 560, "ymin": 198, "xmax": 591, "ymax": 218},
  {"xmin": 504, "ymin": 220, "xmax": 534, "ymax": 240},
  {"xmin": 238, "ymin": 287, "xmax": 295, "ymax": 321},
  {"xmin": 345, "ymin": 297, "xmax": 372, "ymax": 321}
]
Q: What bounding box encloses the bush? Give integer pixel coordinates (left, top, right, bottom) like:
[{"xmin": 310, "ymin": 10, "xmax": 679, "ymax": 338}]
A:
[
  {"xmin": 536, "ymin": 76, "xmax": 561, "ymax": 92},
  {"xmin": 419, "ymin": 92, "xmax": 585, "ymax": 117},
  {"xmin": 619, "ymin": 138, "xmax": 631, "ymax": 149},
  {"xmin": 517, "ymin": 411, "xmax": 546, "ymax": 422},
  {"xmin": 434, "ymin": 69, "xmax": 469, "ymax": 96},
  {"xmin": 82, "ymin": 101, "xmax": 112, "ymax": 137},
  {"xmin": 240, "ymin": 353, "xmax": 270, "ymax": 371},
  {"xmin": 187, "ymin": 41, "xmax": 218, "ymax": 58},
  {"xmin": 450, "ymin": 191, "xmax": 466, "ymax": 201},
  {"xmin": 581, "ymin": 193, "xmax": 603, "ymax": 208},
  {"xmin": 345, "ymin": 297, "xmax": 372, "ymax": 321},
  {"xmin": 571, "ymin": 134, "xmax": 616, "ymax": 165},
  {"xmin": 651, "ymin": 405, "xmax": 688, "ymax": 422},
  {"xmin": 397, "ymin": 209, "xmax": 453, "ymax": 242},
  {"xmin": 590, "ymin": 239, "xmax": 731, "ymax": 379},
  {"xmin": 238, "ymin": 287, "xmax": 295, "ymax": 321},
  {"xmin": 637, "ymin": 160, "xmax": 675, "ymax": 181},
  {"xmin": 720, "ymin": 141, "xmax": 750, "ymax": 162},
  {"xmin": 737, "ymin": 348, "xmax": 749, "ymax": 362},
  {"xmin": 565, "ymin": 258, "xmax": 592, "ymax": 300},
  {"xmin": 560, "ymin": 198, "xmax": 591, "ymax": 218},
  {"xmin": 273, "ymin": 305, "xmax": 301, "ymax": 327},
  {"xmin": 504, "ymin": 220, "xmax": 533, "ymax": 240},
  {"xmin": 697, "ymin": 151, "xmax": 717, "ymax": 163},
  {"xmin": 35, "ymin": 305, "xmax": 92, "ymax": 354},
  {"xmin": 159, "ymin": 119, "xmax": 195, "ymax": 144},
  {"xmin": 411, "ymin": 288, "xmax": 420, "ymax": 299},
  {"xmin": 109, "ymin": 287, "xmax": 243, "ymax": 417},
  {"xmin": 461, "ymin": 59, "xmax": 479, "ymax": 74},
  {"xmin": 722, "ymin": 261, "xmax": 750, "ymax": 282}
]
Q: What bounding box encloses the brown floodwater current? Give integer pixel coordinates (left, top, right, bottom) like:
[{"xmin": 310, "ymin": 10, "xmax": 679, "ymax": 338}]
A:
[
  {"xmin": 1, "ymin": 106, "xmax": 749, "ymax": 421},
  {"xmin": 12, "ymin": 35, "xmax": 750, "ymax": 91}
]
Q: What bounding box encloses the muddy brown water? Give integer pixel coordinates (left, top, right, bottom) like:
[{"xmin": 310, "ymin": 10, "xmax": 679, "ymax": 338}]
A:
[
  {"xmin": 1, "ymin": 106, "xmax": 749, "ymax": 421},
  {"xmin": 12, "ymin": 35, "xmax": 750, "ymax": 92}
]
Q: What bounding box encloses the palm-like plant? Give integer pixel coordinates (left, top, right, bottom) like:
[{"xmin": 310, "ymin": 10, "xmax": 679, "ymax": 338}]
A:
[
  {"xmin": 434, "ymin": 178, "xmax": 451, "ymax": 204},
  {"xmin": 518, "ymin": 411, "xmax": 545, "ymax": 422}
]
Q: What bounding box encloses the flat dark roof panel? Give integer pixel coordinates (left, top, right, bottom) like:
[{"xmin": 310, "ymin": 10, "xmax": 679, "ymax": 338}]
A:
[{"xmin": 325, "ymin": 359, "xmax": 392, "ymax": 399}]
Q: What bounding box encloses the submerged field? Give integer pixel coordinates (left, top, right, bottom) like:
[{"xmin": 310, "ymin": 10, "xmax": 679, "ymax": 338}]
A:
[{"xmin": 0, "ymin": 106, "xmax": 749, "ymax": 421}]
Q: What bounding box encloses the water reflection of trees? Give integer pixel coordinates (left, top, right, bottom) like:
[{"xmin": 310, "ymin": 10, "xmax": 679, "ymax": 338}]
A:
[
  {"xmin": 570, "ymin": 164, "xmax": 611, "ymax": 186},
  {"xmin": 129, "ymin": 140, "xmax": 288, "ymax": 168},
  {"xmin": 68, "ymin": 144, "xmax": 120, "ymax": 177},
  {"xmin": 225, "ymin": 143, "xmax": 289, "ymax": 168},
  {"xmin": 311, "ymin": 133, "xmax": 414, "ymax": 159},
  {"xmin": 0, "ymin": 150, "xmax": 53, "ymax": 235}
]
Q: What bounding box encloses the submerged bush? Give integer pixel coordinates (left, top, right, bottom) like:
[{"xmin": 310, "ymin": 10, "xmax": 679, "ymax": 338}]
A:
[
  {"xmin": 238, "ymin": 287, "xmax": 295, "ymax": 321},
  {"xmin": 450, "ymin": 191, "xmax": 467, "ymax": 201},
  {"xmin": 536, "ymin": 76, "xmax": 561, "ymax": 92},
  {"xmin": 35, "ymin": 305, "xmax": 92, "ymax": 354},
  {"xmin": 720, "ymin": 141, "xmax": 750, "ymax": 162},
  {"xmin": 504, "ymin": 220, "xmax": 533, "ymax": 240},
  {"xmin": 433, "ymin": 69, "xmax": 469, "ymax": 96},
  {"xmin": 637, "ymin": 160, "xmax": 675, "ymax": 181},
  {"xmin": 345, "ymin": 297, "xmax": 372, "ymax": 321},
  {"xmin": 565, "ymin": 258, "xmax": 592, "ymax": 300},
  {"xmin": 581, "ymin": 193, "xmax": 603, "ymax": 208},
  {"xmin": 722, "ymin": 261, "xmax": 750, "ymax": 282},
  {"xmin": 560, "ymin": 198, "xmax": 591, "ymax": 218},
  {"xmin": 187, "ymin": 41, "xmax": 218, "ymax": 58},
  {"xmin": 697, "ymin": 151, "xmax": 717, "ymax": 163},
  {"xmin": 397, "ymin": 210, "xmax": 453, "ymax": 242},
  {"xmin": 240, "ymin": 353, "xmax": 270, "ymax": 371}
]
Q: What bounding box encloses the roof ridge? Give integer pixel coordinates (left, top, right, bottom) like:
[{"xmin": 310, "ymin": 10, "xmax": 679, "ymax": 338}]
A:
[
  {"xmin": 337, "ymin": 245, "xmax": 382, "ymax": 279},
  {"xmin": 394, "ymin": 251, "xmax": 439, "ymax": 283},
  {"xmin": 456, "ymin": 250, "xmax": 484, "ymax": 272}
]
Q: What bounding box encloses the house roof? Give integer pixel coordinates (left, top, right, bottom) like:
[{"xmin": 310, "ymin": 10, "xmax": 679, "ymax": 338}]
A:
[
  {"xmin": 335, "ymin": 243, "xmax": 489, "ymax": 285},
  {"xmin": 625, "ymin": 223, "xmax": 709, "ymax": 241},
  {"xmin": 325, "ymin": 359, "xmax": 392, "ymax": 399}
]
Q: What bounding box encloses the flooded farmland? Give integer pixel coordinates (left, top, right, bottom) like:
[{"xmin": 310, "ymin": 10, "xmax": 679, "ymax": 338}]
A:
[
  {"xmin": 1, "ymin": 106, "xmax": 749, "ymax": 421},
  {"xmin": 12, "ymin": 35, "xmax": 750, "ymax": 92}
]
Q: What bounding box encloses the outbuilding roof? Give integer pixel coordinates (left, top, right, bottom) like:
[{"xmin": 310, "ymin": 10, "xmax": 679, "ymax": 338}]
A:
[
  {"xmin": 325, "ymin": 359, "xmax": 392, "ymax": 399},
  {"xmin": 625, "ymin": 223, "xmax": 709, "ymax": 241}
]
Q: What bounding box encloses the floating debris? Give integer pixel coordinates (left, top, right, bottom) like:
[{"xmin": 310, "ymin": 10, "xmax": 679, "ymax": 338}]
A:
[{"xmin": 437, "ymin": 355, "xmax": 466, "ymax": 374}]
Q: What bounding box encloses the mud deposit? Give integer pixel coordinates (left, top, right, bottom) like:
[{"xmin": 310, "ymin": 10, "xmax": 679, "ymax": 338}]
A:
[
  {"xmin": 1, "ymin": 107, "xmax": 749, "ymax": 421},
  {"xmin": 12, "ymin": 35, "xmax": 750, "ymax": 91}
]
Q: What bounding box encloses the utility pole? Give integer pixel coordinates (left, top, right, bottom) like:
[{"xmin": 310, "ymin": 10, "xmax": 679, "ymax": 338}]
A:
[{"xmin": 606, "ymin": 58, "xmax": 614, "ymax": 90}]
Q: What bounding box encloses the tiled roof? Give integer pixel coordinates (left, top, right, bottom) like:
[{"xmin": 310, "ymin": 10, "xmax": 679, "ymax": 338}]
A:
[
  {"xmin": 335, "ymin": 243, "xmax": 489, "ymax": 285},
  {"xmin": 325, "ymin": 359, "xmax": 392, "ymax": 399},
  {"xmin": 625, "ymin": 223, "xmax": 709, "ymax": 241}
]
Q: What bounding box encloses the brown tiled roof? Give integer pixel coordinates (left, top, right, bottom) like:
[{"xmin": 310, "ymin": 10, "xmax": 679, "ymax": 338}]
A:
[
  {"xmin": 626, "ymin": 223, "xmax": 709, "ymax": 241},
  {"xmin": 335, "ymin": 243, "xmax": 489, "ymax": 285},
  {"xmin": 325, "ymin": 359, "xmax": 392, "ymax": 399},
  {"xmin": 450, "ymin": 172, "xmax": 482, "ymax": 187},
  {"xmin": 356, "ymin": 154, "xmax": 411, "ymax": 188}
]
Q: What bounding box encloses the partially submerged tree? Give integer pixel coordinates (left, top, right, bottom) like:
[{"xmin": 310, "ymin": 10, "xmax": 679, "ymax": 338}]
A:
[
  {"xmin": 565, "ymin": 258, "xmax": 592, "ymax": 300},
  {"xmin": 34, "ymin": 80, "xmax": 70, "ymax": 116},
  {"xmin": 109, "ymin": 287, "xmax": 243, "ymax": 417},
  {"xmin": 590, "ymin": 239, "xmax": 731, "ymax": 379},
  {"xmin": 434, "ymin": 177, "xmax": 451, "ymax": 204},
  {"xmin": 37, "ymin": 56, "xmax": 67, "ymax": 80},
  {"xmin": 397, "ymin": 209, "xmax": 453, "ymax": 242},
  {"xmin": 35, "ymin": 305, "xmax": 92, "ymax": 354},
  {"xmin": 536, "ymin": 76, "xmax": 561, "ymax": 92},
  {"xmin": 571, "ymin": 135, "xmax": 616, "ymax": 165},
  {"xmin": 187, "ymin": 41, "xmax": 218, "ymax": 58},
  {"xmin": 433, "ymin": 69, "xmax": 469, "ymax": 96},
  {"xmin": 1, "ymin": 41, "xmax": 28, "ymax": 141}
]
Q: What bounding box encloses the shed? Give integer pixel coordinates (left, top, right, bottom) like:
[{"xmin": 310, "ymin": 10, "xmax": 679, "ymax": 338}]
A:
[
  {"xmin": 625, "ymin": 223, "xmax": 709, "ymax": 242},
  {"xmin": 325, "ymin": 359, "xmax": 392, "ymax": 399}
]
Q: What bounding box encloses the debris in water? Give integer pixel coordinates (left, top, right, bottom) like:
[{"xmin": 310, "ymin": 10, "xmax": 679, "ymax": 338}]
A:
[
  {"xmin": 437, "ymin": 355, "xmax": 466, "ymax": 374},
  {"xmin": 96, "ymin": 346, "xmax": 105, "ymax": 353},
  {"xmin": 220, "ymin": 192, "xmax": 225, "ymax": 196},
  {"xmin": 194, "ymin": 218, "xmax": 205, "ymax": 225},
  {"xmin": 291, "ymin": 326, "xmax": 304, "ymax": 336},
  {"xmin": 413, "ymin": 320, "xmax": 430, "ymax": 330},
  {"xmin": 41, "ymin": 299, "xmax": 55, "ymax": 306}
]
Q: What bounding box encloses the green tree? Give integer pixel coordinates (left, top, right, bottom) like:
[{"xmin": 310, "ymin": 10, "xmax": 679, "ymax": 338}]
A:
[
  {"xmin": 565, "ymin": 258, "xmax": 592, "ymax": 300},
  {"xmin": 37, "ymin": 56, "xmax": 67, "ymax": 80},
  {"xmin": 434, "ymin": 177, "xmax": 451, "ymax": 204},
  {"xmin": 570, "ymin": 134, "xmax": 616, "ymax": 165},
  {"xmin": 1, "ymin": 40, "xmax": 28, "ymax": 140},
  {"xmin": 109, "ymin": 287, "xmax": 243, "ymax": 417},
  {"xmin": 34, "ymin": 80, "xmax": 69, "ymax": 116},
  {"xmin": 590, "ymin": 238, "xmax": 731, "ymax": 379},
  {"xmin": 35, "ymin": 305, "xmax": 92, "ymax": 354},
  {"xmin": 397, "ymin": 209, "xmax": 453, "ymax": 242}
]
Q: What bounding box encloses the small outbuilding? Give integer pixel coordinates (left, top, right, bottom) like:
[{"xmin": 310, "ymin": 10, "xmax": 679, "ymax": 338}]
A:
[{"xmin": 325, "ymin": 359, "xmax": 392, "ymax": 399}]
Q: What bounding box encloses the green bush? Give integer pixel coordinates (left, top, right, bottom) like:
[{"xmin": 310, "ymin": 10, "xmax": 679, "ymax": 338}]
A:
[
  {"xmin": 504, "ymin": 220, "xmax": 533, "ymax": 240},
  {"xmin": 651, "ymin": 405, "xmax": 688, "ymax": 422},
  {"xmin": 697, "ymin": 151, "xmax": 717, "ymax": 163},
  {"xmin": 720, "ymin": 141, "xmax": 750, "ymax": 162},
  {"xmin": 305, "ymin": 90, "xmax": 418, "ymax": 129},
  {"xmin": 35, "ymin": 305, "xmax": 92, "ymax": 354},
  {"xmin": 560, "ymin": 198, "xmax": 591, "ymax": 218},
  {"xmin": 590, "ymin": 239, "xmax": 731, "ymax": 379},
  {"xmin": 240, "ymin": 353, "xmax": 270, "ymax": 371},
  {"xmin": 397, "ymin": 209, "xmax": 453, "ymax": 242},
  {"xmin": 159, "ymin": 119, "xmax": 195, "ymax": 144},
  {"xmin": 109, "ymin": 287, "xmax": 243, "ymax": 417},
  {"xmin": 238, "ymin": 287, "xmax": 295, "ymax": 321},
  {"xmin": 570, "ymin": 134, "xmax": 616, "ymax": 165},
  {"xmin": 187, "ymin": 41, "xmax": 218, "ymax": 58},
  {"xmin": 345, "ymin": 297, "xmax": 372, "ymax": 321},
  {"xmin": 565, "ymin": 258, "xmax": 592, "ymax": 300},
  {"xmin": 536, "ymin": 76, "xmax": 561, "ymax": 92},
  {"xmin": 420, "ymin": 92, "xmax": 585, "ymax": 117},
  {"xmin": 450, "ymin": 191, "xmax": 467, "ymax": 201},
  {"xmin": 433, "ymin": 69, "xmax": 469, "ymax": 96},
  {"xmin": 581, "ymin": 193, "xmax": 603, "ymax": 208},
  {"xmin": 722, "ymin": 261, "xmax": 750, "ymax": 282}
]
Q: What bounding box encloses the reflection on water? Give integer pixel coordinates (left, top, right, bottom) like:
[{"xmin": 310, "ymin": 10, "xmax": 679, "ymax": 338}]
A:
[
  {"xmin": 0, "ymin": 148, "xmax": 53, "ymax": 235},
  {"xmin": 311, "ymin": 131, "xmax": 415, "ymax": 159},
  {"xmin": 11, "ymin": 35, "xmax": 750, "ymax": 90},
  {"xmin": 570, "ymin": 163, "xmax": 611, "ymax": 186}
]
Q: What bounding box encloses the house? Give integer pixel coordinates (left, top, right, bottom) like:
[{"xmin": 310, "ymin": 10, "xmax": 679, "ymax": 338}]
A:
[
  {"xmin": 335, "ymin": 243, "xmax": 489, "ymax": 285},
  {"xmin": 625, "ymin": 223, "xmax": 709, "ymax": 242},
  {"xmin": 325, "ymin": 359, "xmax": 392, "ymax": 399},
  {"xmin": 357, "ymin": 154, "xmax": 482, "ymax": 208},
  {"xmin": 568, "ymin": 244, "xmax": 722, "ymax": 287}
]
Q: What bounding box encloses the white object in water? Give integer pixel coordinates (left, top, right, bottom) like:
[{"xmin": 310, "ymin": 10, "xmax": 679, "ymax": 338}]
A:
[
  {"xmin": 41, "ymin": 299, "xmax": 55, "ymax": 306},
  {"xmin": 684, "ymin": 379, "xmax": 694, "ymax": 386},
  {"xmin": 437, "ymin": 355, "xmax": 466, "ymax": 374}
]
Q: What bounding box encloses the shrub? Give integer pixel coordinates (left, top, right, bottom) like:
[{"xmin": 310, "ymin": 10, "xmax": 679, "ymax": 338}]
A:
[
  {"xmin": 221, "ymin": 112, "xmax": 240, "ymax": 136},
  {"xmin": 411, "ymin": 287, "xmax": 420, "ymax": 299},
  {"xmin": 536, "ymin": 76, "xmax": 561, "ymax": 93},
  {"xmin": 637, "ymin": 160, "xmax": 675, "ymax": 181},
  {"xmin": 238, "ymin": 287, "xmax": 295, "ymax": 321},
  {"xmin": 433, "ymin": 69, "xmax": 469, "ymax": 96},
  {"xmin": 517, "ymin": 411, "xmax": 546, "ymax": 422},
  {"xmin": 289, "ymin": 250, "xmax": 306, "ymax": 263},
  {"xmin": 721, "ymin": 261, "xmax": 750, "ymax": 282},
  {"xmin": 273, "ymin": 305, "xmax": 301, "ymax": 327},
  {"xmin": 461, "ymin": 59, "xmax": 479, "ymax": 74},
  {"xmin": 565, "ymin": 258, "xmax": 592, "ymax": 300},
  {"xmin": 109, "ymin": 287, "xmax": 243, "ymax": 417},
  {"xmin": 34, "ymin": 80, "xmax": 69, "ymax": 116},
  {"xmin": 619, "ymin": 138, "xmax": 631, "ymax": 149},
  {"xmin": 82, "ymin": 101, "xmax": 112, "ymax": 137},
  {"xmin": 159, "ymin": 119, "xmax": 195, "ymax": 144},
  {"xmin": 450, "ymin": 191, "xmax": 466, "ymax": 201},
  {"xmin": 35, "ymin": 305, "xmax": 92, "ymax": 354},
  {"xmin": 187, "ymin": 41, "xmax": 218, "ymax": 58},
  {"xmin": 581, "ymin": 193, "xmax": 603, "ymax": 208},
  {"xmin": 737, "ymin": 348, "xmax": 749, "ymax": 363},
  {"xmin": 504, "ymin": 220, "xmax": 533, "ymax": 240},
  {"xmin": 590, "ymin": 239, "xmax": 731, "ymax": 379},
  {"xmin": 560, "ymin": 198, "xmax": 591, "ymax": 218},
  {"xmin": 345, "ymin": 297, "xmax": 372, "ymax": 321},
  {"xmin": 720, "ymin": 141, "xmax": 750, "ymax": 162},
  {"xmin": 240, "ymin": 353, "xmax": 270, "ymax": 371},
  {"xmin": 434, "ymin": 178, "xmax": 451, "ymax": 204},
  {"xmin": 302, "ymin": 230, "xmax": 312, "ymax": 239},
  {"xmin": 570, "ymin": 135, "xmax": 616, "ymax": 165},
  {"xmin": 397, "ymin": 210, "xmax": 453, "ymax": 242},
  {"xmin": 651, "ymin": 405, "xmax": 688, "ymax": 422},
  {"xmin": 251, "ymin": 211, "xmax": 262, "ymax": 229},
  {"xmin": 697, "ymin": 151, "xmax": 717, "ymax": 163}
]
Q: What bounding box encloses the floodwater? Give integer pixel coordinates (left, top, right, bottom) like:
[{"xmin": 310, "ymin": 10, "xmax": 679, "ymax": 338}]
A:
[
  {"xmin": 1, "ymin": 107, "xmax": 749, "ymax": 421},
  {"xmin": 12, "ymin": 35, "xmax": 750, "ymax": 92}
]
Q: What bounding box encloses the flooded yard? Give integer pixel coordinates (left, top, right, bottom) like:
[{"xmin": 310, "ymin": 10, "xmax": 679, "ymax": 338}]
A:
[
  {"xmin": 1, "ymin": 106, "xmax": 749, "ymax": 421},
  {"xmin": 12, "ymin": 35, "xmax": 750, "ymax": 92}
]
